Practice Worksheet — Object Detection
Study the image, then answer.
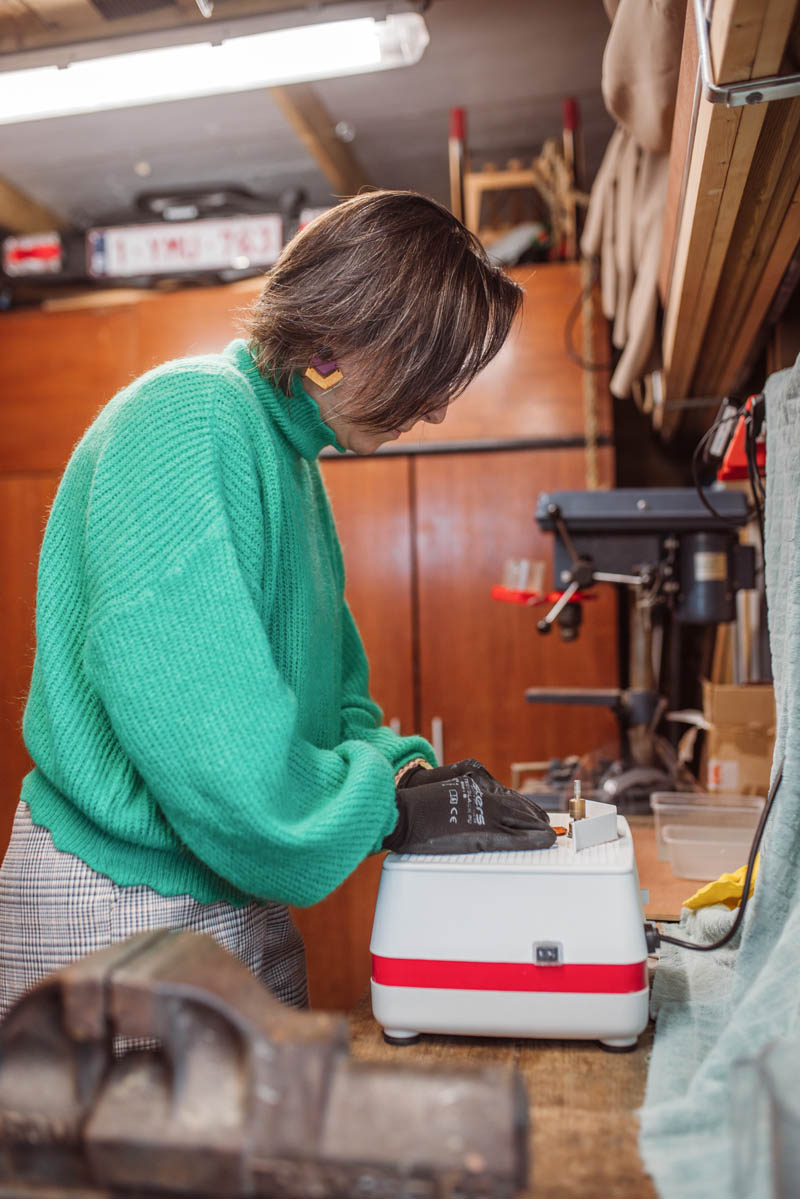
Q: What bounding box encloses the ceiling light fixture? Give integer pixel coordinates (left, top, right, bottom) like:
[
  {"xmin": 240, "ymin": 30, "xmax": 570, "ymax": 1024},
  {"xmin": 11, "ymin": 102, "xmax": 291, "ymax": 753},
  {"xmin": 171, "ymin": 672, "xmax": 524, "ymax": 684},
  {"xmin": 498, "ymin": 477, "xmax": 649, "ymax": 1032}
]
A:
[{"xmin": 0, "ymin": 13, "xmax": 429, "ymax": 125}]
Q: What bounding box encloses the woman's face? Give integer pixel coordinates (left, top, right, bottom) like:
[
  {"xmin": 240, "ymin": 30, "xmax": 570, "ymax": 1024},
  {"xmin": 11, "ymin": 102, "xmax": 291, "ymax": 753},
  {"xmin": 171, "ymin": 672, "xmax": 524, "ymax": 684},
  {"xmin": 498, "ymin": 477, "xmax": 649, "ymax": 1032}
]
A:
[{"xmin": 304, "ymin": 366, "xmax": 449, "ymax": 455}]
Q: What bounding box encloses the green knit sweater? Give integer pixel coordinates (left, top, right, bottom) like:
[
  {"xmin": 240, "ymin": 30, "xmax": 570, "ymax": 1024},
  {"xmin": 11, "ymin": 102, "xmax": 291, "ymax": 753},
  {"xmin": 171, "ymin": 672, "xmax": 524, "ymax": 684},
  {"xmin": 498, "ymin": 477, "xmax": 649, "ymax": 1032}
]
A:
[{"xmin": 21, "ymin": 339, "xmax": 435, "ymax": 908}]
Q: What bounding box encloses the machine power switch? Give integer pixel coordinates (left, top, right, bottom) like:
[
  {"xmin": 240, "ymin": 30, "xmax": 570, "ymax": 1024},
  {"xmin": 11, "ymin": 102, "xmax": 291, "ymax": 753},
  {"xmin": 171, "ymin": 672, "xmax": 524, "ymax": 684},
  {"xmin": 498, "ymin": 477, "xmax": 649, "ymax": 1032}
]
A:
[{"xmin": 534, "ymin": 942, "xmax": 563, "ymax": 965}]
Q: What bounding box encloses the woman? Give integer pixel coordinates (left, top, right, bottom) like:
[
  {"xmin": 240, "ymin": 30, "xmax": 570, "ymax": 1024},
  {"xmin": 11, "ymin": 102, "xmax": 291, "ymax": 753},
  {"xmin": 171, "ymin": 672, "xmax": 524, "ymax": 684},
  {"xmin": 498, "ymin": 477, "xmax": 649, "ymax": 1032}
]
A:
[{"xmin": 0, "ymin": 190, "xmax": 554, "ymax": 1019}]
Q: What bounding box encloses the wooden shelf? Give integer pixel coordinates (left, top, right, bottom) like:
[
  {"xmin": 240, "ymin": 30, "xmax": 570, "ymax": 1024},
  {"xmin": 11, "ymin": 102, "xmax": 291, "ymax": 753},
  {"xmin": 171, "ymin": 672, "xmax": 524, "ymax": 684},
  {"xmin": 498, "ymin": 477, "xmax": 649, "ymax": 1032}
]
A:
[{"xmin": 660, "ymin": 0, "xmax": 800, "ymax": 406}]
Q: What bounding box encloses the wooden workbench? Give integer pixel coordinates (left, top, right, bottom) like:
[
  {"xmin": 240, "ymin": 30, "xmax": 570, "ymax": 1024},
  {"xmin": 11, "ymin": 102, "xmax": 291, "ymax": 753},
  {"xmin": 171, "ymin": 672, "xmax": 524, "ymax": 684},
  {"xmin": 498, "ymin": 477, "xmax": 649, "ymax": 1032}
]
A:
[
  {"xmin": 628, "ymin": 815, "xmax": 693, "ymax": 922},
  {"xmin": 348, "ymin": 994, "xmax": 657, "ymax": 1198},
  {"xmin": 345, "ymin": 815, "xmax": 696, "ymax": 1197},
  {"xmin": 347, "ymin": 817, "xmax": 679, "ymax": 1198}
]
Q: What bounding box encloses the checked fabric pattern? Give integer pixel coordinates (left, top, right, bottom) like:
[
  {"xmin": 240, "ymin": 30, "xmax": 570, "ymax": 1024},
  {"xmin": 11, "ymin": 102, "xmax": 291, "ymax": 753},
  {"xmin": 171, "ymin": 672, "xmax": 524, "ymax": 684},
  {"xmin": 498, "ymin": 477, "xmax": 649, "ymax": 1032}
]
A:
[{"xmin": 0, "ymin": 801, "xmax": 309, "ymax": 1023}]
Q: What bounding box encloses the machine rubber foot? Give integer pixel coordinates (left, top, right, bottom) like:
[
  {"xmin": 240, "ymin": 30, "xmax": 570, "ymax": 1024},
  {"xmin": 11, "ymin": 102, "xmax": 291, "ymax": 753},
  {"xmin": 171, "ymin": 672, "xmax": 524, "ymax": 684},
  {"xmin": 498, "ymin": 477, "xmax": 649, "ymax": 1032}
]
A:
[
  {"xmin": 598, "ymin": 1037, "xmax": 638, "ymax": 1053},
  {"xmin": 382, "ymin": 1029, "xmax": 422, "ymax": 1046}
]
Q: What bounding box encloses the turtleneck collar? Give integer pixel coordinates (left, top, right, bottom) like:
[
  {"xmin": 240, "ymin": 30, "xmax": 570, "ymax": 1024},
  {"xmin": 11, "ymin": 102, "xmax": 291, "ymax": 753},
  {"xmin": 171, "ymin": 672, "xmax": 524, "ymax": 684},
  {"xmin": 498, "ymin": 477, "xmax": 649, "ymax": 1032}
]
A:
[{"xmin": 225, "ymin": 339, "xmax": 345, "ymax": 461}]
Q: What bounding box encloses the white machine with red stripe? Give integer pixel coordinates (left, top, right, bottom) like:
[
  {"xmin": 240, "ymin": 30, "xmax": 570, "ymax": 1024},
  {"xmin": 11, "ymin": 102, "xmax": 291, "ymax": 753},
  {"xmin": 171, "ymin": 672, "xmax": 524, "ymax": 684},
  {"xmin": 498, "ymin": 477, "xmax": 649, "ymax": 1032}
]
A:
[{"xmin": 370, "ymin": 808, "xmax": 649, "ymax": 1051}]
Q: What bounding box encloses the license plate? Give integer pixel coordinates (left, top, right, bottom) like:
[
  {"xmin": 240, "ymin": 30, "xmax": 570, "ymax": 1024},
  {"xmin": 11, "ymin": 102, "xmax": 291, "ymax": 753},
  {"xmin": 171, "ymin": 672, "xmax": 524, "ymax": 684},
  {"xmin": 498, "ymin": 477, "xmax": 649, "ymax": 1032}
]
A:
[{"xmin": 86, "ymin": 214, "xmax": 283, "ymax": 278}]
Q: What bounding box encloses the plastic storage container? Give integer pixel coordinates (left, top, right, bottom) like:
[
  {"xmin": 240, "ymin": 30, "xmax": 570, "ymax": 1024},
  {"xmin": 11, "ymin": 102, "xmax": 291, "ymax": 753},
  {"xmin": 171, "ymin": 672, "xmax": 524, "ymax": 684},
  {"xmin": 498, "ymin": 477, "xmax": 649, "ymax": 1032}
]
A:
[
  {"xmin": 650, "ymin": 792, "xmax": 764, "ymax": 861},
  {"xmin": 661, "ymin": 824, "xmax": 755, "ymax": 880}
]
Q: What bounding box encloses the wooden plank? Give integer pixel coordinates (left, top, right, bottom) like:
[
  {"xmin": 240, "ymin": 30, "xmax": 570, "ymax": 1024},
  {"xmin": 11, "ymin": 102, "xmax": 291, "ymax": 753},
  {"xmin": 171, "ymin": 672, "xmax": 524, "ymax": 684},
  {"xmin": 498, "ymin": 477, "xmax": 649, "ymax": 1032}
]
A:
[
  {"xmin": 349, "ymin": 992, "xmax": 657, "ymax": 1199},
  {"xmin": 662, "ymin": 103, "xmax": 746, "ymax": 401},
  {"xmin": 42, "ymin": 287, "xmax": 155, "ymax": 312},
  {"xmin": 659, "ymin": 0, "xmax": 699, "ymax": 303},
  {"xmin": 709, "ymin": 0, "xmax": 778, "ymax": 82},
  {"xmin": 662, "ymin": 0, "xmax": 798, "ymax": 404},
  {"xmin": 663, "ymin": 99, "xmax": 763, "ymax": 401},
  {"xmin": 269, "ymin": 83, "xmax": 370, "ymax": 198},
  {"xmin": 0, "ymin": 175, "xmax": 65, "ymax": 234},
  {"xmin": 694, "ymin": 97, "xmax": 800, "ymax": 395}
]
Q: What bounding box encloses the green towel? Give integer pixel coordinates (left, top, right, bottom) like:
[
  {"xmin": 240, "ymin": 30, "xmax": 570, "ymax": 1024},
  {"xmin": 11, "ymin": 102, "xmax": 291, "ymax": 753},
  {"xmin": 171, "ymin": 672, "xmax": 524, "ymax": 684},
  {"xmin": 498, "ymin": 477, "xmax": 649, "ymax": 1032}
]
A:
[{"xmin": 639, "ymin": 355, "xmax": 800, "ymax": 1197}]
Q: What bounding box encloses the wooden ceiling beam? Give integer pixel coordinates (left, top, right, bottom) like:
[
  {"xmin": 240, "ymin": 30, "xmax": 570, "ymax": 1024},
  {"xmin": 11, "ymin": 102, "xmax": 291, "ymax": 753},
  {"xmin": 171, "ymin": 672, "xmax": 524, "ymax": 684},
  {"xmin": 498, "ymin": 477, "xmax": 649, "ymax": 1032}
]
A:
[
  {"xmin": 0, "ymin": 0, "xmax": 49, "ymax": 42},
  {"xmin": 0, "ymin": 176, "xmax": 66, "ymax": 234},
  {"xmin": 269, "ymin": 83, "xmax": 371, "ymax": 198},
  {"xmin": 20, "ymin": 0, "xmax": 103, "ymax": 32},
  {"xmin": 0, "ymin": 0, "xmax": 334, "ymax": 54}
]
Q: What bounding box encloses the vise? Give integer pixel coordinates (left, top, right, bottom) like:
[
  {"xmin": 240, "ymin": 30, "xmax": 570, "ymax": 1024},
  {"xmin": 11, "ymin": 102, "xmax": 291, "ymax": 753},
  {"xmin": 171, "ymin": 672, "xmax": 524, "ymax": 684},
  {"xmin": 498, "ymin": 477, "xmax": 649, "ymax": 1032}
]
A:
[{"xmin": 0, "ymin": 930, "xmax": 528, "ymax": 1198}]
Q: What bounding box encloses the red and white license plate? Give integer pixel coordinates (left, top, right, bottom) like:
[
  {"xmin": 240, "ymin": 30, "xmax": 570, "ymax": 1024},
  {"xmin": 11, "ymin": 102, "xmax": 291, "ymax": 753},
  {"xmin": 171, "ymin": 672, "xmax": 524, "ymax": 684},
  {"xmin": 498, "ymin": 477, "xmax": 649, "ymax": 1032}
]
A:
[{"xmin": 86, "ymin": 214, "xmax": 283, "ymax": 278}]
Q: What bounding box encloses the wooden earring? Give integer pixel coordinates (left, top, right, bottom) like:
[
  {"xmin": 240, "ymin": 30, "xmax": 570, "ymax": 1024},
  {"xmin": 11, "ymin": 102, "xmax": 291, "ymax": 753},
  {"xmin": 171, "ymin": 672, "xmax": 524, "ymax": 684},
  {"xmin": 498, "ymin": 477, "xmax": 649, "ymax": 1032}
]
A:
[{"xmin": 305, "ymin": 355, "xmax": 343, "ymax": 390}]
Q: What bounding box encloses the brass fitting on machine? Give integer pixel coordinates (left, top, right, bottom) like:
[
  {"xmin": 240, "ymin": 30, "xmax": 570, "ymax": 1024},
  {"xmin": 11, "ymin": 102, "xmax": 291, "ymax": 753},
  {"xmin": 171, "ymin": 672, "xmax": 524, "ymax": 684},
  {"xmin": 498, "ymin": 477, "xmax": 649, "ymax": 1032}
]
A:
[{"xmin": 568, "ymin": 780, "xmax": 585, "ymax": 835}]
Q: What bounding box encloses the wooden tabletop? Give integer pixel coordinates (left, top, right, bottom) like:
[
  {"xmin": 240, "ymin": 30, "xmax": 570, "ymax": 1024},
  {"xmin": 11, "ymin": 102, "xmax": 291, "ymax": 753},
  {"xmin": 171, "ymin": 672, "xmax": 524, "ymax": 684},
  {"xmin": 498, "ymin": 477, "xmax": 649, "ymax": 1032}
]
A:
[
  {"xmin": 349, "ymin": 993, "xmax": 657, "ymax": 1199},
  {"xmin": 345, "ymin": 816, "xmax": 680, "ymax": 1197},
  {"xmin": 628, "ymin": 815, "xmax": 693, "ymax": 922}
]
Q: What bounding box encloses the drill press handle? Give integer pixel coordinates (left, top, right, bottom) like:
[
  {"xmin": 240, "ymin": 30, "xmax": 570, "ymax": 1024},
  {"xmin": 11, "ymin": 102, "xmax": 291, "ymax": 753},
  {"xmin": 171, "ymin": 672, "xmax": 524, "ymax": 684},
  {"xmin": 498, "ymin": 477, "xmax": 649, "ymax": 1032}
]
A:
[{"xmin": 535, "ymin": 503, "xmax": 647, "ymax": 638}]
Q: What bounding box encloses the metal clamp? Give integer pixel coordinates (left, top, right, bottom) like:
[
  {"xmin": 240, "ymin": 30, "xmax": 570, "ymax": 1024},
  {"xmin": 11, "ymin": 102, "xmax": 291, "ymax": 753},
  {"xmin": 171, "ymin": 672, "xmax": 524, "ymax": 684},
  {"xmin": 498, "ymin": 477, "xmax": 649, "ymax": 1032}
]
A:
[{"xmin": 694, "ymin": 0, "xmax": 800, "ymax": 107}]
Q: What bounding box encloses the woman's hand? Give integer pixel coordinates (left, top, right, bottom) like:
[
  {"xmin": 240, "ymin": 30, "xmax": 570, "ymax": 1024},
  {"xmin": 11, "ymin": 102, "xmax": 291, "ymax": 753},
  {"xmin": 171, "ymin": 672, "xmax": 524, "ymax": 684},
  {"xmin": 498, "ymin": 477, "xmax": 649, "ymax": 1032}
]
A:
[{"xmin": 384, "ymin": 758, "xmax": 555, "ymax": 855}]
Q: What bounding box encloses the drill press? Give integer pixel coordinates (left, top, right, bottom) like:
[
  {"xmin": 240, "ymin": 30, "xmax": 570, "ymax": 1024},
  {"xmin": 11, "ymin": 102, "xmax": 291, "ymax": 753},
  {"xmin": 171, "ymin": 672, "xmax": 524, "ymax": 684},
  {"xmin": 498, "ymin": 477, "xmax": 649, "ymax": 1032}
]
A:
[{"xmin": 530, "ymin": 487, "xmax": 755, "ymax": 807}]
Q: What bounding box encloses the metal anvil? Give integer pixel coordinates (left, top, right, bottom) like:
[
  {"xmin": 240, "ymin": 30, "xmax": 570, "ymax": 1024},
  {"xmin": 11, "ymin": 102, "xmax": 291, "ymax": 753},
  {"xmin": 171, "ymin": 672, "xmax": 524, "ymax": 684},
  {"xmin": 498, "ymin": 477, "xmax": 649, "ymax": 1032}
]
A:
[{"xmin": 0, "ymin": 929, "xmax": 528, "ymax": 1198}]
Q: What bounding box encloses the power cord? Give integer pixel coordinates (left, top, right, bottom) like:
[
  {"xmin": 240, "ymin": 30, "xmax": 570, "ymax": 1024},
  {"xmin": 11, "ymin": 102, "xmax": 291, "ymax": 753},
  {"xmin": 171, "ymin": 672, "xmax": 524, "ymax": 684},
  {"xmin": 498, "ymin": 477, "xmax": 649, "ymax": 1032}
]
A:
[{"xmin": 690, "ymin": 403, "xmax": 746, "ymax": 527}]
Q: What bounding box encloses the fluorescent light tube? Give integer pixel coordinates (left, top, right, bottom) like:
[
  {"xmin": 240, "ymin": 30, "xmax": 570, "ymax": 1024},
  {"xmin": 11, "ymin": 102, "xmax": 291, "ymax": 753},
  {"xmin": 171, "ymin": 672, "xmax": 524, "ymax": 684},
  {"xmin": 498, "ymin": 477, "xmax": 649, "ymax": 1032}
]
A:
[{"xmin": 0, "ymin": 13, "xmax": 429, "ymax": 124}]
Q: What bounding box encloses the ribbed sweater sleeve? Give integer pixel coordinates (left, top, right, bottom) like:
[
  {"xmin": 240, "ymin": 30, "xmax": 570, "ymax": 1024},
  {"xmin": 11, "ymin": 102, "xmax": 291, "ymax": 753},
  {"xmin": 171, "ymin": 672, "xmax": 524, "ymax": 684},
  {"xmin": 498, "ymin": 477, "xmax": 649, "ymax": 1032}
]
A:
[{"xmin": 80, "ymin": 371, "xmax": 405, "ymax": 907}]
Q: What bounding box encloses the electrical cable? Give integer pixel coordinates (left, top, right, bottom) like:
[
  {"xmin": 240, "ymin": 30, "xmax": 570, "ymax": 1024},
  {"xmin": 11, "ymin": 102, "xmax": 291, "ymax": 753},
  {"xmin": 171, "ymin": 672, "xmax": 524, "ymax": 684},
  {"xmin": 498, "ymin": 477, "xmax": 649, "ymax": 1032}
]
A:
[{"xmin": 690, "ymin": 411, "xmax": 745, "ymax": 527}]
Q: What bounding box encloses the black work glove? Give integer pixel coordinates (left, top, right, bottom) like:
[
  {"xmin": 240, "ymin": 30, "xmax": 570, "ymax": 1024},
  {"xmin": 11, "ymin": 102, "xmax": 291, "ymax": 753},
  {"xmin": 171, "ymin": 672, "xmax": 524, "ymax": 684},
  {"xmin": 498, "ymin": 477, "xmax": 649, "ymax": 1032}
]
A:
[{"xmin": 383, "ymin": 758, "xmax": 556, "ymax": 855}]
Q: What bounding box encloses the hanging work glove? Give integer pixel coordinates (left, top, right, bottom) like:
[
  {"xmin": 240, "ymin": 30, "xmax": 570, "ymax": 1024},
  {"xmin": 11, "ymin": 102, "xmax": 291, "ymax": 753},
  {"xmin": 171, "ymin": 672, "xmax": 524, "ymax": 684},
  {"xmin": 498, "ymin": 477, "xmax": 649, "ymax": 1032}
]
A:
[{"xmin": 383, "ymin": 758, "xmax": 556, "ymax": 855}]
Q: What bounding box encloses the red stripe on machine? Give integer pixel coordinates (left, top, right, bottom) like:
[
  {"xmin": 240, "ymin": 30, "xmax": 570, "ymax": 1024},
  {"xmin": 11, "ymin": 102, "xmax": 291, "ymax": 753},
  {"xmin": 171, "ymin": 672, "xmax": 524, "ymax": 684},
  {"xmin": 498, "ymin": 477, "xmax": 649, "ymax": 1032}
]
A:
[{"xmin": 371, "ymin": 955, "xmax": 647, "ymax": 994}]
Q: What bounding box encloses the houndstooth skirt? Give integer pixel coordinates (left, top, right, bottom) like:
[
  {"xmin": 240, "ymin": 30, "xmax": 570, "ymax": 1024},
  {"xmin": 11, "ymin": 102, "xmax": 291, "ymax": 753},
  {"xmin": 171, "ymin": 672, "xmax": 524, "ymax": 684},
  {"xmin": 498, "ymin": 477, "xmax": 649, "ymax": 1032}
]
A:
[{"xmin": 0, "ymin": 802, "xmax": 308, "ymax": 1021}]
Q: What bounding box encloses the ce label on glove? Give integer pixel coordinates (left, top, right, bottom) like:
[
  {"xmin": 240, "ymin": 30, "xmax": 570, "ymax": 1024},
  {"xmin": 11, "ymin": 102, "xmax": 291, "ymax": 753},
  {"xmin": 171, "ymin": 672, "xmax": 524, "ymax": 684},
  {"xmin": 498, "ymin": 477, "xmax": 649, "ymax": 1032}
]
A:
[{"xmin": 449, "ymin": 778, "xmax": 486, "ymax": 827}]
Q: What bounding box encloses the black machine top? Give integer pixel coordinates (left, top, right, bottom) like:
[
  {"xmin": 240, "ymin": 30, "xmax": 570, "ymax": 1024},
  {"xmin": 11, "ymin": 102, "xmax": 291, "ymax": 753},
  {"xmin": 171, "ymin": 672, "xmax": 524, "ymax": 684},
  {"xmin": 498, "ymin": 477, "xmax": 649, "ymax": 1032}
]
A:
[{"xmin": 535, "ymin": 488, "xmax": 749, "ymax": 534}]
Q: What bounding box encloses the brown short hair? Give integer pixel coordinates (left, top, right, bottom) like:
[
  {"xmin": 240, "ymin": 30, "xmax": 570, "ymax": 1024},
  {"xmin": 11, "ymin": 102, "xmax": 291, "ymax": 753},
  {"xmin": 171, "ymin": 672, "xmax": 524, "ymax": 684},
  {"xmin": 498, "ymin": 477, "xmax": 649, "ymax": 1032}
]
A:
[{"xmin": 249, "ymin": 190, "xmax": 522, "ymax": 431}]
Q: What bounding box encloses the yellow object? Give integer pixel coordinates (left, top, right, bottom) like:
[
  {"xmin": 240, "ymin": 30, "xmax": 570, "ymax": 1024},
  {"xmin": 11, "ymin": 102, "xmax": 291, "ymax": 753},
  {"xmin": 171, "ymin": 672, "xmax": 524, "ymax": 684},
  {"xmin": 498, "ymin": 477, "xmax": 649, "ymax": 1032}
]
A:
[{"xmin": 683, "ymin": 855, "xmax": 759, "ymax": 911}]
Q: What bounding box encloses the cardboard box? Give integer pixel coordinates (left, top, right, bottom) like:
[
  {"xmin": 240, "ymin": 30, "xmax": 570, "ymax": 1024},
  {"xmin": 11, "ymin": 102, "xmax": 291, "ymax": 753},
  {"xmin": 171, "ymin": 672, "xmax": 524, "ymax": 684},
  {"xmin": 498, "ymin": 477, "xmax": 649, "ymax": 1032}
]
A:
[{"xmin": 702, "ymin": 680, "xmax": 775, "ymax": 797}]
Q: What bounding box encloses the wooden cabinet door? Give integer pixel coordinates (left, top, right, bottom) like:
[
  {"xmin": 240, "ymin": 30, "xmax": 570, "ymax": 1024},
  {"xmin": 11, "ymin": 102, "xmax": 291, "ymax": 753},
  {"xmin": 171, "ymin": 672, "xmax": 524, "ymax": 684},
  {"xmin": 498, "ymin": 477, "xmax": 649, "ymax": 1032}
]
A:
[
  {"xmin": 415, "ymin": 448, "xmax": 619, "ymax": 783},
  {"xmin": 394, "ymin": 263, "xmax": 613, "ymax": 447},
  {"xmin": 291, "ymin": 456, "xmax": 415, "ymax": 1011},
  {"xmin": 318, "ymin": 456, "xmax": 416, "ymax": 737},
  {"xmin": 135, "ymin": 279, "xmax": 262, "ymax": 373},
  {"xmin": 1, "ymin": 303, "xmax": 140, "ymax": 474},
  {"xmin": 0, "ymin": 477, "xmax": 60, "ymax": 852},
  {"xmin": 0, "ymin": 302, "xmax": 141, "ymax": 853}
]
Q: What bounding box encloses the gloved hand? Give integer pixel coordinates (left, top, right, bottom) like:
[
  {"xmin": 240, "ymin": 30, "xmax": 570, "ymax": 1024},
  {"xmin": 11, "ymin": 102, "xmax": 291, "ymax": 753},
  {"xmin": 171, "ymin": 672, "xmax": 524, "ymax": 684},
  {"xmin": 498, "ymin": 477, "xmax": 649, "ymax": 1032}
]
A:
[{"xmin": 383, "ymin": 758, "xmax": 556, "ymax": 854}]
